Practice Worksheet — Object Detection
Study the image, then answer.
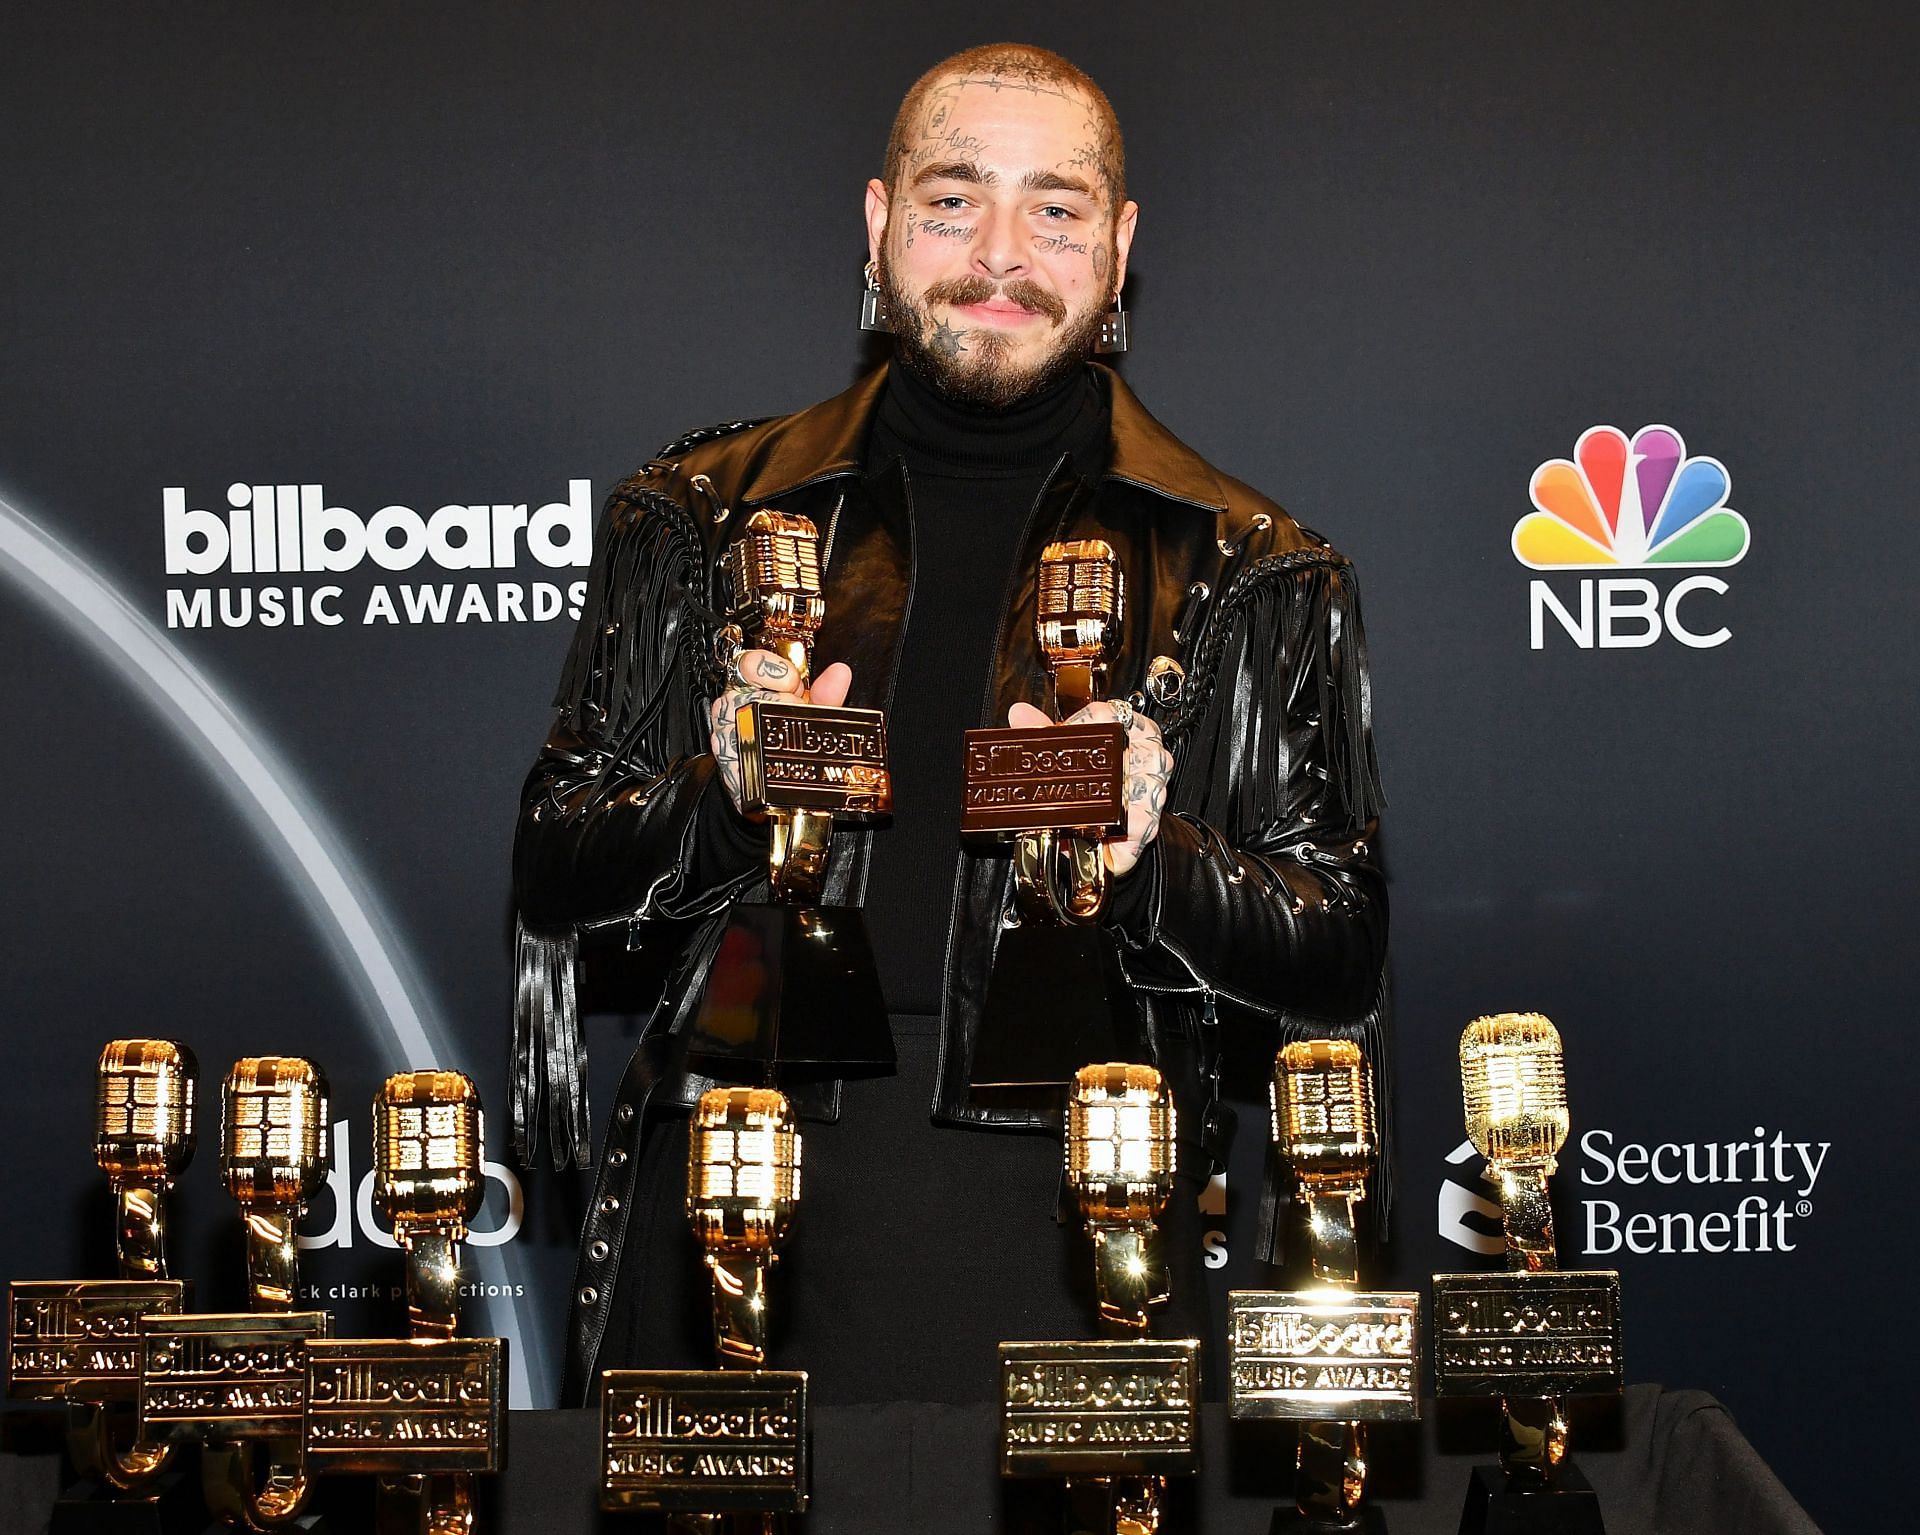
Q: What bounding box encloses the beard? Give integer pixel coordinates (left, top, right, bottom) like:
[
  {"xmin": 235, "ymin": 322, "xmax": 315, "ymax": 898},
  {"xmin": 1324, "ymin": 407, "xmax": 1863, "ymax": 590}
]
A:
[{"xmin": 881, "ymin": 266, "xmax": 1107, "ymax": 411}]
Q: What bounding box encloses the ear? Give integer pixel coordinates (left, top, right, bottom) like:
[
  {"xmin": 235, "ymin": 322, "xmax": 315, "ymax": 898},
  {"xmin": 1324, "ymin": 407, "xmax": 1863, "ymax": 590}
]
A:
[
  {"xmin": 1110, "ymin": 198, "xmax": 1140, "ymax": 301},
  {"xmin": 864, "ymin": 178, "xmax": 891, "ymax": 270}
]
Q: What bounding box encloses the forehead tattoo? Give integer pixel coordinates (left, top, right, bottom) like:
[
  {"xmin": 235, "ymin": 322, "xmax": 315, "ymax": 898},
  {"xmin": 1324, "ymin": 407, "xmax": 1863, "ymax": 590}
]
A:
[{"xmin": 896, "ymin": 72, "xmax": 1121, "ymax": 210}]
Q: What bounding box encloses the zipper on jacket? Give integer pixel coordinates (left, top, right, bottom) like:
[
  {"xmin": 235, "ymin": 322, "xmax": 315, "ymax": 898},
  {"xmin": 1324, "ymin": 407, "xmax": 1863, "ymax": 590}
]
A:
[
  {"xmin": 1115, "ymin": 923, "xmax": 1281, "ymax": 1021},
  {"xmin": 820, "ymin": 489, "xmax": 847, "ymax": 576}
]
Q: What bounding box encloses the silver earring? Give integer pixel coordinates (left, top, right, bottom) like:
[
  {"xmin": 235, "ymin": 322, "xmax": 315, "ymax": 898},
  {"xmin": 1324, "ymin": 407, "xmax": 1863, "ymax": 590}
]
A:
[
  {"xmin": 1094, "ymin": 289, "xmax": 1129, "ymax": 354},
  {"xmin": 859, "ymin": 260, "xmax": 892, "ymax": 334}
]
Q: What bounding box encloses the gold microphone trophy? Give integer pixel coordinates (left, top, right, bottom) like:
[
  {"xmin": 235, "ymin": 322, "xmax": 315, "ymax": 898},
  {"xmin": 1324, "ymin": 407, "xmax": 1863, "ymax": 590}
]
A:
[
  {"xmin": 685, "ymin": 509, "xmax": 894, "ymax": 1077},
  {"xmin": 965, "ymin": 542, "xmax": 1143, "ymax": 1091},
  {"xmin": 301, "ymin": 1071, "xmax": 507, "ymax": 1534},
  {"xmin": 7, "ymin": 1040, "xmax": 195, "ymax": 1520},
  {"xmin": 1227, "ymin": 1041, "xmax": 1419, "ymax": 1534},
  {"xmin": 602, "ymin": 1087, "xmax": 809, "ymax": 1528},
  {"xmin": 137, "ymin": 1057, "xmax": 333, "ymax": 1530},
  {"xmin": 1432, "ymin": 1015, "xmax": 1621, "ymax": 1535},
  {"xmin": 999, "ymin": 1064, "xmax": 1199, "ymax": 1535}
]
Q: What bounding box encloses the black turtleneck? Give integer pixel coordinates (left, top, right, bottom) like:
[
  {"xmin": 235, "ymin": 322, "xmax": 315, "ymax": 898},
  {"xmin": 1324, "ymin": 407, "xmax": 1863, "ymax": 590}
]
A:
[{"xmin": 862, "ymin": 358, "xmax": 1110, "ymax": 1016}]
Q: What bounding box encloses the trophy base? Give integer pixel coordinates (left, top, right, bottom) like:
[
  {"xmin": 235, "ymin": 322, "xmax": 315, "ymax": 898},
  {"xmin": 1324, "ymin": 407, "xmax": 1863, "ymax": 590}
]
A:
[
  {"xmin": 684, "ymin": 902, "xmax": 895, "ymax": 1077},
  {"xmin": 198, "ymin": 1515, "xmax": 328, "ymax": 1535},
  {"xmin": 1271, "ymin": 1506, "xmax": 1389, "ymax": 1535},
  {"xmin": 49, "ymin": 1472, "xmax": 201, "ymax": 1535},
  {"xmin": 970, "ymin": 923, "xmax": 1145, "ymax": 1091},
  {"xmin": 1458, "ymin": 1462, "xmax": 1605, "ymax": 1535}
]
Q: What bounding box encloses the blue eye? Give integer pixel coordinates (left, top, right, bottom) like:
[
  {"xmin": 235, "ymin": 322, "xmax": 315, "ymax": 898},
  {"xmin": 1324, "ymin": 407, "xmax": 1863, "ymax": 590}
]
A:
[{"xmin": 1039, "ymin": 206, "xmax": 1073, "ymax": 220}]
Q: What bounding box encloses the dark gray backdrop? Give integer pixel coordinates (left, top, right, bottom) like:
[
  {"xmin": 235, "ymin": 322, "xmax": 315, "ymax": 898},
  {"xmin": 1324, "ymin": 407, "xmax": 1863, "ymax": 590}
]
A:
[{"xmin": 4, "ymin": 4, "xmax": 1914, "ymax": 1528}]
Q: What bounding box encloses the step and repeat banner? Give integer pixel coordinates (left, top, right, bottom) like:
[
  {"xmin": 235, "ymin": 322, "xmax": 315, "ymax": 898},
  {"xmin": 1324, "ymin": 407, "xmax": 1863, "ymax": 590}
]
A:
[{"xmin": 3, "ymin": 4, "xmax": 1912, "ymax": 1528}]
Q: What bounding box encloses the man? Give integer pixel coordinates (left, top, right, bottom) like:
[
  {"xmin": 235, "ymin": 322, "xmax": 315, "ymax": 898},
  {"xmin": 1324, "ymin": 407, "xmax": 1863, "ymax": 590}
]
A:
[{"xmin": 512, "ymin": 43, "xmax": 1387, "ymax": 1406}]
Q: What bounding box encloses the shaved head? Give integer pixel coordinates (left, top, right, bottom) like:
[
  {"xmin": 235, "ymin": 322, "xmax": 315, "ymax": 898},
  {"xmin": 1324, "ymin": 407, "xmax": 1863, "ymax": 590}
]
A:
[{"xmin": 884, "ymin": 43, "xmax": 1125, "ymax": 209}]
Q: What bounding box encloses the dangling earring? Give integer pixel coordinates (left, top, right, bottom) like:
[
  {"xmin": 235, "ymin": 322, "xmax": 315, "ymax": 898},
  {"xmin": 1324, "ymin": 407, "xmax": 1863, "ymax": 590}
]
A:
[
  {"xmin": 1095, "ymin": 288, "xmax": 1130, "ymax": 355},
  {"xmin": 859, "ymin": 259, "xmax": 892, "ymax": 334}
]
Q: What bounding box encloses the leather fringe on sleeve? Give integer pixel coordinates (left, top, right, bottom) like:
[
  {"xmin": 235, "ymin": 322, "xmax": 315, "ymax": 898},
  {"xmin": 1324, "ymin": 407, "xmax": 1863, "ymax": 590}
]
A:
[
  {"xmin": 512, "ymin": 485, "xmax": 711, "ymax": 1170},
  {"xmin": 512, "ymin": 919, "xmax": 588, "ymax": 1169},
  {"xmin": 553, "ymin": 484, "xmax": 711, "ymax": 757},
  {"xmin": 1169, "ymin": 550, "xmax": 1392, "ymax": 1267}
]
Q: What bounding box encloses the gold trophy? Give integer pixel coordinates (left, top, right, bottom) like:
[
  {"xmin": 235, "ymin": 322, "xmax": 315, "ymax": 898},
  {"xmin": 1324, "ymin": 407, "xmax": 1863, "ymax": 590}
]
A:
[
  {"xmin": 999, "ymin": 1065, "xmax": 1199, "ymax": 1535},
  {"xmin": 301, "ymin": 1071, "xmax": 507, "ymax": 1534},
  {"xmin": 966, "ymin": 543, "xmax": 1141, "ymax": 1090},
  {"xmin": 137, "ymin": 1057, "xmax": 333, "ymax": 1530},
  {"xmin": 1228, "ymin": 1041, "xmax": 1419, "ymax": 1534},
  {"xmin": 7, "ymin": 1040, "xmax": 195, "ymax": 1509},
  {"xmin": 1432, "ymin": 1015, "xmax": 1621, "ymax": 1534},
  {"xmin": 602, "ymin": 1087, "xmax": 809, "ymax": 1527},
  {"xmin": 686, "ymin": 508, "xmax": 894, "ymax": 1076}
]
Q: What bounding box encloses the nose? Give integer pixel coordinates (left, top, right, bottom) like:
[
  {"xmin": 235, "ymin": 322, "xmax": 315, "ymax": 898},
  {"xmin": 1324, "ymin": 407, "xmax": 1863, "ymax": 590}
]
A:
[{"xmin": 971, "ymin": 202, "xmax": 1029, "ymax": 282}]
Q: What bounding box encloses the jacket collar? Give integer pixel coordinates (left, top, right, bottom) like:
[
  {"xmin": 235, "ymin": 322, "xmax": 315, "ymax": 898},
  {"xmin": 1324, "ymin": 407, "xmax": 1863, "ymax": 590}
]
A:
[{"xmin": 742, "ymin": 362, "xmax": 1228, "ymax": 513}]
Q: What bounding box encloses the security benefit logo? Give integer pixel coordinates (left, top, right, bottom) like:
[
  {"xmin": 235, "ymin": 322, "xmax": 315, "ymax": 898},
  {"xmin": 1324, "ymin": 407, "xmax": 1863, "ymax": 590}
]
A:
[
  {"xmin": 1438, "ymin": 1126, "xmax": 1829, "ymax": 1258},
  {"xmin": 1513, "ymin": 425, "xmax": 1751, "ymax": 650},
  {"xmin": 162, "ymin": 479, "xmax": 593, "ymax": 629}
]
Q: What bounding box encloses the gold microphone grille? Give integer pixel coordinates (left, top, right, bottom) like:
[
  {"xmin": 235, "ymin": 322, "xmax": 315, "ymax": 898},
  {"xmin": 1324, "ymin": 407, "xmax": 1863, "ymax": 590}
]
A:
[
  {"xmin": 222, "ymin": 1057, "xmax": 330, "ymax": 1206},
  {"xmin": 1460, "ymin": 1013, "xmax": 1569, "ymax": 1166},
  {"xmin": 727, "ymin": 511, "xmax": 824, "ymax": 634},
  {"xmin": 1066, "ymin": 1063, "xmax": 1176, "ymax": 1221},
  {"xmin": 687, "ymin": 1088, "xmax": 801, "ymax": 1251},
  {"xmin": 373, "ymin": 1071, "xmax": 485, "ymax": 1228},
  {"xmin": 1273, "ymin": 1039, "xmax": 1375, "ymax": 1187},
  {"xmin": 1036, "ymin": 540, "xmax": 1123, "ymax": 662},
  {"xmin": 1038, "ymin": 542, "xmax": 1121, "ymax": 620},
  {"xmin": 95, "ymin": 1039, "xmax": 197, "ymax": 1180}
]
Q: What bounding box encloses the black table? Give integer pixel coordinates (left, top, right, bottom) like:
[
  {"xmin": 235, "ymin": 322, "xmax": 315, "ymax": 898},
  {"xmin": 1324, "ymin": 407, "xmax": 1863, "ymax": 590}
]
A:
[{"xmin": 1, "ymin": 1384, "xmax": 1818, "ymax": 1534}]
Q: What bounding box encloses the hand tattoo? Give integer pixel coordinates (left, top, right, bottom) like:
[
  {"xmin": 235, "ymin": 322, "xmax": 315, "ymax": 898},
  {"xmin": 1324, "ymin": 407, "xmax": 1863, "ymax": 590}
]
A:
[
  {"xmin": 708, "ymin": 653, "xmax": 797, "ymax": 809},
  {"xmin": 709, "ymin": 684, "xmax": 760, "ymax": 809},
  {"xmin": 1115, "ymin": 715, "xmax": 1173, "ymax": 874},
  {"xmin": 1057, "ymin": 702, "xmax": 1173, "ymax": 877}
]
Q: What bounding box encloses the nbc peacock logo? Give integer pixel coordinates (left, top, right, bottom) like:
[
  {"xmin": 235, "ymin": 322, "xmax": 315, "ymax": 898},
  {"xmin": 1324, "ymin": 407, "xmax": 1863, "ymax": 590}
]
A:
[
  {"xmin": 1515, "ymin": 424, "xmax": 1751, "ymax": 650},
  {"xmin": 1514, "ymin": 424, "xmax": 1750, "ymax": 570}
]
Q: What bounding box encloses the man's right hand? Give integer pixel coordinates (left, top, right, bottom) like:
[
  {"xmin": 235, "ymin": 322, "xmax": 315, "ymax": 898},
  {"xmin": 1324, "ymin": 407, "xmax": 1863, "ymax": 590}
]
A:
[{"xmin": 709, "ymin": 650, "xmax": 854, "ymax": 814}]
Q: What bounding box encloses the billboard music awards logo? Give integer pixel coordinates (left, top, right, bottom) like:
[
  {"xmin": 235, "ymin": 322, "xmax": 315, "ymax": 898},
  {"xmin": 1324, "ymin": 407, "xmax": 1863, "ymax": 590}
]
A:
[
  {"xmin": 1438, "ymin": 1125, "xmax": 1829, "ymax": 1258},
  {"xmin": 1514, "ymin": 424, "xmax": 1751, "ymax": 649},
  {"xmin": 162, "ymin": 478, "xmax": 593, "ymax": 629}
]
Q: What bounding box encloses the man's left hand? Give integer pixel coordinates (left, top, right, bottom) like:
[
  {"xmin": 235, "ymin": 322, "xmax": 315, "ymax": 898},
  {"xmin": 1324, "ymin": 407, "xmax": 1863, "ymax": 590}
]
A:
[{"xmin": 1006, "ymin": 699, "xmax": 1173, "ymax": 878}]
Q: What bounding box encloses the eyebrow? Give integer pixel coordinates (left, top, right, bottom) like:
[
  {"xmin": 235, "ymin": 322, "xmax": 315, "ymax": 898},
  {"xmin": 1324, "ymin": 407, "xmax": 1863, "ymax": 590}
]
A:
[
  {"xmin": 911, "ymin": 159, "xmax": 990, "ymax": 187},
  {"xmin": 1019, "ymin": 169, "xmax": 1095, "ymax": 197}
]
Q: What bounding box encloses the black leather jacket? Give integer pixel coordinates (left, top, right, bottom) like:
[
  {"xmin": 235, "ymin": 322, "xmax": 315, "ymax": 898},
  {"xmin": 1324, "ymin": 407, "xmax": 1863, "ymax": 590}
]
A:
[{"xmin": 511, "ymin": 364, "xmax": 1389, "ymax": 1395}]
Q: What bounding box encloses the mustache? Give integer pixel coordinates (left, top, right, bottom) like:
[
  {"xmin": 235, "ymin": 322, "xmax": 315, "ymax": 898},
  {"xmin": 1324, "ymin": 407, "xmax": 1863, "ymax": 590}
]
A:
[{"xmin": 922, "ymin": 275, "xmax": 1068, "ymax": 326}]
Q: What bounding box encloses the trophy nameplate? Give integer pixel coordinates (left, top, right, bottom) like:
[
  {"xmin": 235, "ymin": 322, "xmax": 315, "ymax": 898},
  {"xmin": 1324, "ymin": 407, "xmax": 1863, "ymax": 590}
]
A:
[
  {"xmin": 302, "ymin": 1336, "xmax": 506, "ymax": 1474},
  {"xmin": 738, "ymin": 701, "xmax": 890, "ymax": 818},
  {"xmin": 1227, "ymin": 1291, "xmax": 1422, "ymax": 1423},
  {"xmin": 601, "ymin": 1369, "xmax": 809, "ymax": 1514},
  {"xmin": 1431, "ymin": 1271, "xmax": 1623, "ymax": 1399},
  {"xmin": 138, "ymin": 1310, "xmax": 327, "ymax": 1440},
  {"xmin": 960, "ymin": 722, "xmax": 1126, "ymax": 837},
  {"xmin": 7, "ymin": 1280, "xmax": 185, "ymax": 1404},
  {"xmin": 998, "ymin": 1339, "xmax": 1199, "ymax": 1478}
]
